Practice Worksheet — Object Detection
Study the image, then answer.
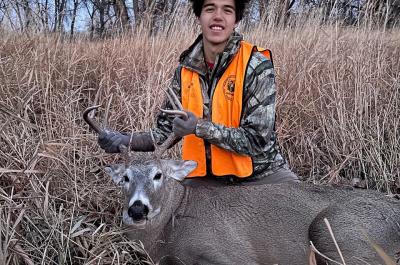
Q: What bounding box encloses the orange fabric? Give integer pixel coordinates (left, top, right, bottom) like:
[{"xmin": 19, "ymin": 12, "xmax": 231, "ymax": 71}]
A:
[
  {"xmin": 181, "ymin": 70, "xmax": 207, "ymax": 176},
  {"xmin": 181, "ymin": 41, "xmax": 271, "ymax": 178}
]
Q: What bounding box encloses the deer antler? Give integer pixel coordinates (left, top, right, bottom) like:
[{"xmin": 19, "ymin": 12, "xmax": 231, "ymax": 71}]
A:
[
  {"xmin": 83, "ymin": 104, "xmax": 133, "ymax": 162},
  {"xmin": 153, "ymin": 88, "xmax": 188, "ymax": 158},
  {"xmin": 83, "ymin": 105, "xmax": 103, "ymax": 134},
  {"xmin": 83, "ymin": 88, "xmax": 187, "ymax": 159},
  {"xmin": 83, "ymin": 94, "xmax": 115, "ymax": 134}
]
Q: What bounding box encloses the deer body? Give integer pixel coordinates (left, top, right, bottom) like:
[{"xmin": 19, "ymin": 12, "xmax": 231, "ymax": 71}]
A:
[
  {"xmin": 106, "ymin": 160, "xmax": 400, "ymax": 265},
  {"xmin": 83, "ymin": 105, "xmax": 400, "ymax": 264}
]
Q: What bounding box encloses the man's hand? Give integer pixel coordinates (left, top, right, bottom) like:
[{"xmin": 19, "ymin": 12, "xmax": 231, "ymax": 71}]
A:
[
  {"xmin": 172, "ymin": 111, "xmax": 198, "ymax": 137},
  {"xmin": 98, "ymin": 130, "xmax": 130, "ymax": 153}
]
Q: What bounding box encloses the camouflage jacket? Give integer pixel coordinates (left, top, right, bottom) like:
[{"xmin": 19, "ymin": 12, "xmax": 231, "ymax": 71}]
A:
[{"xmin": 151, "ymin": 32, "xmax": 288, "ymax": 180}]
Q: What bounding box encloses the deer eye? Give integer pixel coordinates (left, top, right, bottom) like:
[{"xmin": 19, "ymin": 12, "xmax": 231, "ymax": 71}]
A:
[
  {"xmin": 123, "ymin": 175, "xmax": 129, "ymax": 182},
  {"xmin": 153, "ymin": 172, "xmax": 162, "ymax": 181}
]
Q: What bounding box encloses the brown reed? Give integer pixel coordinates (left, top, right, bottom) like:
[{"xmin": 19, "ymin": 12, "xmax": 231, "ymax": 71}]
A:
[{"xmin": 0, "ymin": 15, "xmax": 399, "ymax": 264}]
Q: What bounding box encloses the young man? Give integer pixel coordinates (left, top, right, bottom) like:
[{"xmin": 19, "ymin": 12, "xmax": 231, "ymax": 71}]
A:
[{"xmin": 98, "ymin": 0, "xmax": 299, "ymax": 185}]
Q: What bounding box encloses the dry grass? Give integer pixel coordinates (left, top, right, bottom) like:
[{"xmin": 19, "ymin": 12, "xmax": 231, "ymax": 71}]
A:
[
  {"xmin": 0, "ymin": 16, "xmax": 399, "ymax": 264},
  {"xmin": 266, "ymin": 25, "xmax": 400, "ymax": 191}
]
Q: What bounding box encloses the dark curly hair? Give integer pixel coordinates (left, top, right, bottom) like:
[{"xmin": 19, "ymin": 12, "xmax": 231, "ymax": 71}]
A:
[{"xmin": 188, "ymin": 0, "xmax": 250, "ymax": 22}]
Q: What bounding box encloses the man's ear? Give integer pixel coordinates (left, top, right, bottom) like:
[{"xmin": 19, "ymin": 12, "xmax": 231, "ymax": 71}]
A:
[{"xmin": 164, "ymin": 160, "xmax": 198, "ymax": 181}]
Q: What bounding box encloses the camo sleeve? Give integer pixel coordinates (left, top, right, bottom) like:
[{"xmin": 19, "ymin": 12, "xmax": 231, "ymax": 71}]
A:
[
  {"xmin": 195, "ymin": 52, "xmax": 277, "ymax": 156},
  {"xmin": 150, "ymin": 67, "xmax": 182, "ymax": 146}
]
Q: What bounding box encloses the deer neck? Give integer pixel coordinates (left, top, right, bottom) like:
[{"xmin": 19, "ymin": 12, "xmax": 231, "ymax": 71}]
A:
[{"xmin": 161, "ymin": 179, "xmax": 187, "ymax": 226}]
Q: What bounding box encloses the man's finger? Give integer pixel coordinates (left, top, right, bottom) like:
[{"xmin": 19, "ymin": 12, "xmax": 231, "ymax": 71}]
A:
[
  {"xmin": 110, "ymin": 133, "xmax": 122, "ymax": 142},
  {"xmin": 104, "ymin": 137, "xmax": 120, "ymax": 149},
  {"xmin": 113, "ymin": 138, "xmax": 122, "ymax": 148},
  {"xmin": 173, "ymin": 117, "xmax": 187, "ymax": 128},
  {"xmin": 99, "ymin": 131, "xmax": 107, "ymax": 140}
]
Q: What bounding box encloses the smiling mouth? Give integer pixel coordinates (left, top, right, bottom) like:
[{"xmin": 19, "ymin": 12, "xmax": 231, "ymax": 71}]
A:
[{"xmin": 210, "ymin": 26, "xmax": 224, "ymax": 31}]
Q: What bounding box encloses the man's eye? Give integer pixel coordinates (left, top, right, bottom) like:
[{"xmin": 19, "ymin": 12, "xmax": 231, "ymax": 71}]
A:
[
  {"xmin": 225, "ymin": 8, "xmax": 234, "ymax": 14},
  {"xmin": 204, "ymin": 7, "xmax": 214, "ymax": 12}
]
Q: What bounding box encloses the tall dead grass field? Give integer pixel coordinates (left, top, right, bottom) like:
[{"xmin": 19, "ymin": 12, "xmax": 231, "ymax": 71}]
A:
[{"xmin": 0, "ymin": 19, "xmax": 399, "ymax": 264}]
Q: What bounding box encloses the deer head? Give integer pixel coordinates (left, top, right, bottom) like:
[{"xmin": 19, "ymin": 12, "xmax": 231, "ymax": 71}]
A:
[
  {"xmin": 104, "ymin": 157, "xmax": 196, "ymax": 225},
  {"xmin": 83, "ymin": 88, "xmax": 196, "ymax": 225}
]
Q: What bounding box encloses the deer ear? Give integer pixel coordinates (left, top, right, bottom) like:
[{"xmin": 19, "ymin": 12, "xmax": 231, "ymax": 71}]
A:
[
  {"xmin": 104, "ymin": 165, "xmax": 125, "ymax": 184},
  {"xmin": 167, "ymin": 160, "xmax": 197, "ymax": 181}
]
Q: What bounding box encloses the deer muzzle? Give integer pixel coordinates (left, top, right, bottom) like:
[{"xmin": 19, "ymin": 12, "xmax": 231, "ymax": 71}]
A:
[{"xmin": 128, "ymin": 200, "xmax": 149, "ymax": 222}]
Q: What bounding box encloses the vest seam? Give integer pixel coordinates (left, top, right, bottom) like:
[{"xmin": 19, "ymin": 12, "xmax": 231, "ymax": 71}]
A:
[{"xmin": 241, "ymin": 46, "xmax": 256, "ymax": 168}]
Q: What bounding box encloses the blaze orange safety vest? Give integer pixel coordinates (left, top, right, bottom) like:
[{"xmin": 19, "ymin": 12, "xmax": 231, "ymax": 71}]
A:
[{"xmin": 181, "ymin": 41, "xmax": 271, "ymax": 178}]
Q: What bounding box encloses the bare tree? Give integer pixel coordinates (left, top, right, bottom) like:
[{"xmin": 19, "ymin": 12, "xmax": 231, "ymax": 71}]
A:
[
  {"xmin": 279, "ymin": 0, "xmax": 296, "ymax": 26},
  {"xmin": 0, "ymin": 0, "xmax": 399, "ymax": 34},
  {"xmin": 0, "ymin": 0, "xmax": 6, "ymax": 26},
  {"xmin": 37, "ymin": 0, "xmax": 49, "ymax": 32},
  {"xmin": 151, "ymin": 0, "xmax": 165, "ymax": 33},
  {"xmin": 70, "ymin": 0, "xmax": 80, "ymax": 38},
  {"xmin": 92, "ymin": 0, "xmax": 108, "ymax": 36},
  {"xmin": 392, "ymin": 0, "xmax": 400, "ymax": 26},
  {"xmin": 83, "ymin": 0, "xmax": 126, "ymax": 37},
  {"xmin": 112, "ymin": 0, "xmax": 130, "ymax": 31},
  {"xmin": 132, "ymin": 0, "xmax": 140, "ymax": 25},
  {"xmin": 54, "ymin": 0, "xmax": 67, "ymax": 32},
  {"xmin": 82, "ymin": 0, "xmax": 96, "ymax": 37},
  {"xmin": 21, "ymin": 0, "xmax": 33, "ymax": 31}
]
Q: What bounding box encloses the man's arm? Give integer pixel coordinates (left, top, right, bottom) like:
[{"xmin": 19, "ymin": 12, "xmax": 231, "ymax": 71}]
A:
[{"xmin": 195, "ymin": 53, "xmax": 277, "ymax": 156}]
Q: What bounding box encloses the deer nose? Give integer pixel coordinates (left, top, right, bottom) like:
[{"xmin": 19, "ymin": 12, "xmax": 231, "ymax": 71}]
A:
[{"xmin": 128, "ymin": 200, "xmax": 149, "ymax": 221}]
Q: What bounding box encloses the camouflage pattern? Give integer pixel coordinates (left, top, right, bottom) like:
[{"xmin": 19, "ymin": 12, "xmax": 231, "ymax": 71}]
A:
[{"xmin": 151, "ymin": 32, "xmax": 290, "ymax": 181}]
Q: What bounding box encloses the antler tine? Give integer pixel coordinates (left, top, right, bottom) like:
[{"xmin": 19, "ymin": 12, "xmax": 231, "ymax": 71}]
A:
[
  {"xmin": 165, "ymin": 91, "xmax": 178, "ymax": 110},
  {"xmin": 119, "ymin": 144, "xmax": 132, "ymax": 163},
  {"xmin": 83, "ymin": 105, "xmax": 103, "ymax": 134},
  {"xmin": 153, "ymin": 131, "xmax": 181, "ymax": 159},
  {"xmin": 154, "ymin": 88, "xmax": 187, "ymax": 158},
  {"xmin": 159, "ymin": 87, "xmax": 187, "ymax": 119},
  {"xmin": 167, "ymin": 87, "xmax": 184, "ymax": 110}
]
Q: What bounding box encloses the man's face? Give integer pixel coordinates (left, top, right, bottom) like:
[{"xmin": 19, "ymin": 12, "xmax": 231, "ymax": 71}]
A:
[{"xmin": 199, "ymin": 0, "xmax": 237, "ymax": 49}]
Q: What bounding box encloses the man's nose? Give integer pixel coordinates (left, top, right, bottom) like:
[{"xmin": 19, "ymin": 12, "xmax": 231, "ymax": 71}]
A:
[{"xmin": 213, "ymin": 8, "xmax": 223, "ymax": 20}]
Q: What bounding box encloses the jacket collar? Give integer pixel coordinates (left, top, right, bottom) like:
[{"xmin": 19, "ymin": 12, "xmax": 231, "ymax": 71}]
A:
[{"xmin": 179, "ymin": 31, "xmax": 243, "ymax": 76}]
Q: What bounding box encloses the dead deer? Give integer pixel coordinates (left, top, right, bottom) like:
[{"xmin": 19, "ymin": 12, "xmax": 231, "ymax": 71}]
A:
[{"xmin": 83, "ymin": 90, "xmax": 400, "ymax": 265}]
